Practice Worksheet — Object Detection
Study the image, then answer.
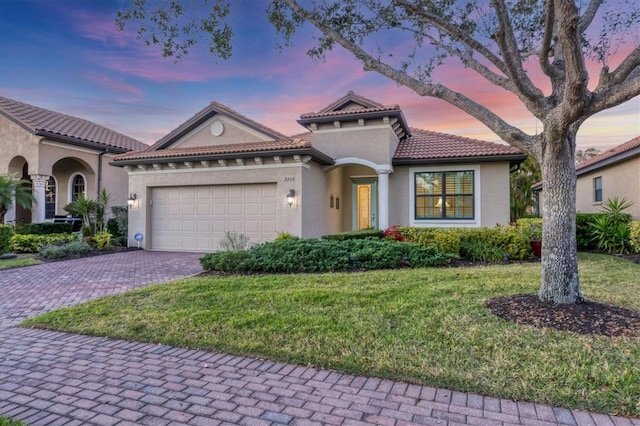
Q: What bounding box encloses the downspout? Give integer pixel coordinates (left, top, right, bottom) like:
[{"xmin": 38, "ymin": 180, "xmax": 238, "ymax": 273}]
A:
[{"xmin": 97, "ymin": 149, "xmax": 108, "ymax": 197}]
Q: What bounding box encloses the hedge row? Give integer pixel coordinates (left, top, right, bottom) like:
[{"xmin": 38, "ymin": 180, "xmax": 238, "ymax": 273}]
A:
[
  {"xmin": 200, "ymin": 237, "xmax": 448, "ymax": 273},
  {"xmin": 10, "ymin": 233, "xmax": 77, "ymax": 254}
]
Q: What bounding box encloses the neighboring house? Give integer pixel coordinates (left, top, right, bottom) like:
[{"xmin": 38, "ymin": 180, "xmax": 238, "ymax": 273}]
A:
[
  {"xmin": 0, "ymin": 96, "xmax": 148, "ymax": 224},
  {"xmin": 533, "ymin": 136, "xmax": 640, "ymax": 220},
  {"xmin": 576, "ymin": 136, "xmax": 640, "ymax": 218},
  {"xmin": 112, "ymin": 91, "xmax": 525, "ymax": 252}
]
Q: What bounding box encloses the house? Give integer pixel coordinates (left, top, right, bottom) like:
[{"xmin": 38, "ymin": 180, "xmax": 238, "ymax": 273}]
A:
[
  {"xmin": 112, "ymin": 92, "xmax": 525, "ymax": 251},
  {"xmin": 0, "ymin": 96, "xmax": 148, "ymax": 224},
  {"xmin": 575, "ymin": 136, "xmax": 640, "ymax": 218}
]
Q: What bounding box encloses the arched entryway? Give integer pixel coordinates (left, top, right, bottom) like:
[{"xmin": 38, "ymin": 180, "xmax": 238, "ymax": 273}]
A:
[
  {"xmin": 324, "ymin": 158, "xmax": 393, "ymax": 233},
  {"xmin": 6, "ymin": 156, "xmax": 32, "ymax": 225}
]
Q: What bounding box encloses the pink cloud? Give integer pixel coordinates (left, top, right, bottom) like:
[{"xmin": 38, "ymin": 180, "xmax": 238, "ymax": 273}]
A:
[
  {"xmin": 90, "ymin": 75, "xmax": 144, "ymax": 98},
  {"xmin": 71, "ymin": 10, "xmax": 132, "ymax": 48}
]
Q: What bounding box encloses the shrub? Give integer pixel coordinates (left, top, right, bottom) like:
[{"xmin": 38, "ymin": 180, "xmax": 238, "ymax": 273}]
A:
[
  {"xmin": 39, "ymin": 239, "xmax": 92, "ymax": 259},
  {"xmin": 382, "ymin": 225, "xmax": 404, "ymax": 241},
  {"xmin": 108, "ymin": 205, "xmax": 128, "ymax": 238},
  {"xmin": 397, "ymin": 227, "xmax": 461, "ymax": 255},
  {"xmin": 322, "ymin": 229, "xmax": 383, "ymax": 241},
  {"xmin": 0, "ymin": 224, "xmax": 14, "ymax": 254},
  {"xmin": 630, "ymin": 221, "xmax": 640, "ymax": 254},
  {"xmin": 10, "ymin": 233, "xmax": 76, "ymax": 253},
  {"xmin": 17, "ymin": 222, "xmax": 73, "ymax": 235},
  {"xmin": 110, "ymin": 235, "xmax": 128, "ymax": 247},
  {"xmin": 219, "ymin": 231, "xmax": 251, "ymax": 251},
  {"xmin": 576, "ymin": 213, "xmax": 607, "ymax": 250},
  {"xmin": 515, "ymin": 218, "xmax": 542, "ymax": 241},
  {"xmin": 275, "ymin": 231, "xmax": 295, "ymax": 241},
  {"xmin": 587, "ymin": 197, "xmax": 634, "ymax": 254},
  {"xmin": 92, "ymin": 231, "xmax": 112, "ymax": 250},
  {"xmin": 459, "ymin": 239, "xmax": 506, "ymax": 262},
  {"xmin": 200, "ymin": 238, "xmax": 448, "ymax": 273}
]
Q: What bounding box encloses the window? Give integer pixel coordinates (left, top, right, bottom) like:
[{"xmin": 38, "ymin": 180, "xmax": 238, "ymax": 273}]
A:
[
  {"xmin": 415, "ymin": 171, "xmax": 474, "ymax": 219},
  {"xmin": 71, "ymin": 174, "xmax": 85, "ymax": 202},
  {"xmin": 594, "ymin": 176, "xmax": 602, "ymax": 202},
  {"xmin": 45, "ymin": 176, "xmax": 56, "ymax": 219}
]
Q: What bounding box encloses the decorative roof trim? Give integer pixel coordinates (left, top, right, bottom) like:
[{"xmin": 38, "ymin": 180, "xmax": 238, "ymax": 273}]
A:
[
  {"xmin": 316, "ymin": 90, "xmax": 384, "ymax": 113},
  {"xmin": 35, "ymin": 130, "xmax": 129, "ymax": 154},
  {"xmin": 111, "ymin": 147, "xmax": 334, "ymax": 167},
  {"xmin": 393, "ymin": 153, "xmax": 527, "ymax": 166},
  {"xmin": 297, "ymin": 109, "xmax": 411, "ymax": 140},
  {"xmin": 148, "ymin": 101, "xmax": 291, "ymax": 152}
]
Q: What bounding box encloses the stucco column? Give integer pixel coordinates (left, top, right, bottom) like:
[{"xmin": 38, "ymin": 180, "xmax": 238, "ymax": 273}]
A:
[
  {"xmin": 376, "ymin": 168, "xmax": 391, "ymax": 230},
  {"xmin": 30, "ymin": 174, "xmax": 48, "ymax": 223}
]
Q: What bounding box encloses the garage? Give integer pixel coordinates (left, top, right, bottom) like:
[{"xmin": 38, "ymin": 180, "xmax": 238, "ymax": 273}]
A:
[{"xmin": 150, "ymin": 183, "xmax": 278, "ymax": 251}]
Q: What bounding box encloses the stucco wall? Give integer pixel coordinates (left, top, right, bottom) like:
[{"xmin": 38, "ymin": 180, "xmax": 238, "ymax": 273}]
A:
[
  {"xmin": 0, "ymin": 116, "xmax": 41, "ymax": 173},
  {"xmin": 323, "ymin": 167, "xmax": 344, "ymax": 235},
  {"xmin": 311, "ymin": 126, "xmax": 398, "ymax": 165},
  {"xmin": 125, "ymin": 161, "xmax": 309, "ymax": 249},
  {"xmin": 576, "ymin": 157, "xmax": 640, "ymax": 219},
  {"xmin": 389, "ymin": 162, "xmax": 512, "ymax": 228},
  {"xmin": 172, "ymin": 115, "xmax": 273, "ymax": 149},
  {"xmin": 300, "ymin": 162, "xmax": 330, "ymax": 238}
]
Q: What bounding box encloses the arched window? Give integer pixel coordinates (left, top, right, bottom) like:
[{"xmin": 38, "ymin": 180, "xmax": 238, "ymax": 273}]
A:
[
  {"xmin": 45, "ymin": 176, "xmax": 56, "ymax": 219},
  {"xmin": 71, "ymin": 174, "xmax": 85, "ymax": 202}
]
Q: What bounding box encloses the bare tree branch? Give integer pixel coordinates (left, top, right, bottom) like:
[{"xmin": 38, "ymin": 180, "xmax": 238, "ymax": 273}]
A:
[
  {"xmin": 589, "ymin": 74, "xmax": 640, "ymax": 113},
  {"xmin": 555, "ymin": 0, "xmax": 590, "ymax": 115},
  {"xmin": 490, "ymin": 0, "xmax": 546, "ymax": 108},
  {"xmin": 539, "ymin": 0, "xmax": 560, "ymax": 78},
  {"xmin": 578, "ymin": 0, "xmax": 604, "ymax": 33},
  {"xmin": 601, "ymin": 46, "xmax": 640, "ymax": 88}
]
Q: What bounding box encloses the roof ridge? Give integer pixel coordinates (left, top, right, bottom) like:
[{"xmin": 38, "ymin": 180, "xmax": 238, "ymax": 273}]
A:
[
  {"xmin": 576, "ymin": 135, "xmax": 640, "ymax": 170},
  {"xmin": 0, "ymin": 95, "xmax": 146, "ymax": 152}
]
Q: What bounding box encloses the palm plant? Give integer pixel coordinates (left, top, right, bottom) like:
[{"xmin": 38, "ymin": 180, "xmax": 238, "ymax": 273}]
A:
[{"xmin": 0, "ymin": 174, "xmax": 35, "ymax": 224}]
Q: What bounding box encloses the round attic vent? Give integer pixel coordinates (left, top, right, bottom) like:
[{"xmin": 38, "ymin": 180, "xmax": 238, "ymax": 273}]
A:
[{"xmin": 210, "ymin": 121, "xmax": 224, "ymax": 136}]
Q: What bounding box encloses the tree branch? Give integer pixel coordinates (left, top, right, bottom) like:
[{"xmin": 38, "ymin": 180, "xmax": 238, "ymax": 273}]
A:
[
  {"xmin": 601, "ymin": 46, "xmax": 640, "ymax": 88},
  {"xmin": 555, "ymin": 0, "xmax": 590, "ymax": 114},
  {"xmin": 281, "ymin": 0, "xmax": 535, "ymax": 153},
  {"xmin": 539, "ymin": 0, "xmax": 560, "ymax": 78},
  {"xmin": 578, "ymin": 0, "xmax": 604, "ymax": 33},
  {"xmin": 490, "ymin": 0, "xmax": 547, "ymax": 107},
  {"xmin": 588, "ymin": 74, "xmax": 640, "ymax": 113}
]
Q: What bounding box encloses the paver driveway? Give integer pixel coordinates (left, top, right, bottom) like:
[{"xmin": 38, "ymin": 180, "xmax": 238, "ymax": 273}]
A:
[{"xmin": 0, "ymin": 251, "xmax": 637, "ymax": 426}]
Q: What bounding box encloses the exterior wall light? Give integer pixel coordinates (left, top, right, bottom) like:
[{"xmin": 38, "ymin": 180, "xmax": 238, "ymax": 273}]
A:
[
  {"xmin": 128, "ymin": 193, "xmax": 137, "ymax": 208},
  {"xmin": 286, "ymin": 189, "xmax": 295, "ymax": 207}
]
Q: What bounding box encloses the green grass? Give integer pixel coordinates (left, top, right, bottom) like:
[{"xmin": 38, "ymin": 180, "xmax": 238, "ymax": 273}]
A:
[
  {"xmin": 0, "ymin": 416, "xmax": 26, "ymax": 426},
  {"xmin": 0, "ymin": 254, "xmax": 41, "ymax": 270},
  {"xmin": 22, "ymin": 253, "xmax": 640, "ymax": 416}
]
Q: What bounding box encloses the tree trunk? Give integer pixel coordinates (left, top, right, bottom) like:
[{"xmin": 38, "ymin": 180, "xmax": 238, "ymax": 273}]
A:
[{"xmin": 538, "ymin": 131, "xmax": 582, "ymax": 304}]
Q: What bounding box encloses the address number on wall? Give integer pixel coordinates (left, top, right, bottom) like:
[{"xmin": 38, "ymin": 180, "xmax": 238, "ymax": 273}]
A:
[{"xmin": 284, "ymin": 177, "xmax": 295, "ymax": 182}]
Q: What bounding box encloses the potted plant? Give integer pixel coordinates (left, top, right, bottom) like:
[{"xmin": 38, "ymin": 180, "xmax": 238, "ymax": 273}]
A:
[{"xmin": 524, "ymin": 221, "xmax": 542, "ymax": 257}]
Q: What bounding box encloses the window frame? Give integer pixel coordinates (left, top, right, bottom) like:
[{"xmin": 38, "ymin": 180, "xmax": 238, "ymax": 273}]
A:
[
  {"xmin": 45, "ymin": 176, "xmax": 57, "ymax": 220},
  {"xmin": 69, "ymin": 173, "xmax": 86, "ymax": 202},
  {"xmin": 593, "ymin": 176, "xmax": 602, "ymax": 203},
  {"xmin": 409, "ymin": 165, "xmax": 481, "ymax": 227}
]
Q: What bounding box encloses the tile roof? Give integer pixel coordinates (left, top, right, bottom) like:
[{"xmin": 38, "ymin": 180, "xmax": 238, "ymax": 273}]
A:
[
  {"xmin": 148, "ymin": 101, "xmax": 292, "ymax": 152},
  {"xmin": 112, "ymin": 138, "xmax": 333, "ymax": 164},
  {"xmin": 299, "ymin": 90, "xmax": 401, "ymax": 119},
  {"xmin": 317, "ymin": 90, "xmax": 385, "ymax": 113},
  {"xmin": 394, "ymin": 128, "xmax": 524, "ymax": 162},
  {"xmin": 576, "ymin": 136, "xmax": 640, "ymax": 172},
  {"xmin": 0, "ymin": 96, "xmax": 147, "ymax": 152}
]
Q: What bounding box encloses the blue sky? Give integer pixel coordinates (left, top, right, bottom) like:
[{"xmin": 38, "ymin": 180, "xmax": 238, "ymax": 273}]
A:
[{"xmin": 1, "ymin": 0, "xmax": 638, "ymax": 149}]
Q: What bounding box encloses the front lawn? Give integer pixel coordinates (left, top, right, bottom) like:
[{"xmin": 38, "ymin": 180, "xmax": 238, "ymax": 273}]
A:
[
  {"xmin": 0, "ymin": 254, "xmax": 41, "ymax": 270},
  {"xmin": 22, "ymin": 253, "xmax": 640, "ymax": 416}
]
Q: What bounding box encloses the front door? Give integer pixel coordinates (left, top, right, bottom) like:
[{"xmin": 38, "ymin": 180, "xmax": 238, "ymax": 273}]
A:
[{"xmin": 352, "ymin": 180, "xmax": 377, "ymax": 230}]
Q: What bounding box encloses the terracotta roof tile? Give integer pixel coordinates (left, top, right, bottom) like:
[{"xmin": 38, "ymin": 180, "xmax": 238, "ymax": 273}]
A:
[
  {"xmin": 0, "ymin": 96, "xmax": 147, "ymax": 152},
  {"xmin": 114, "ymin": 139, "xmax": 312, "ymax": 162},
  {"xmin": 299, "ymin": 105, "xmax": 402, "ymax": 119},
  {"xmin": 394, "ymin": 128, "xmax": 523, "ymax": 160},
  {"xmin": 576, "ymin": 136, "xmax": 640, "ymax": 171}
]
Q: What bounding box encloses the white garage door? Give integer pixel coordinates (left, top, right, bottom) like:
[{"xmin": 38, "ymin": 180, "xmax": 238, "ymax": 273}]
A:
[{"xmin": 150, "ymin": 184, "xmax": 278, "ymax": 251}]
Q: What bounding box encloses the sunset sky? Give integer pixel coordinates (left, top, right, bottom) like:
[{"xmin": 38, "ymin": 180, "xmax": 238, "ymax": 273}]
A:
[{"xmin": 1, "ymin": 0, "xmax": 638, "ymax": 150}]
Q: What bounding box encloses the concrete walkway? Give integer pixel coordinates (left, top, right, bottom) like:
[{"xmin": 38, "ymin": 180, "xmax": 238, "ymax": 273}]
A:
[{"xmin": 0, "ymin": 251, "xmax": 637, "ymax": 426}]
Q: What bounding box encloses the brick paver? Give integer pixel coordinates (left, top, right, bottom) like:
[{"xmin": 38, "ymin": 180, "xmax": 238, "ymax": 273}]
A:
[{"xmin": 1, "ymin": 251, "xmax": 638, "ymax": 425}]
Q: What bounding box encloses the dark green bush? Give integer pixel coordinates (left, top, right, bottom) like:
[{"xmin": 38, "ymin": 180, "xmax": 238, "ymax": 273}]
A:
[
  {"xmin": 10, "ymin": 233, "xmax": 77, "ymax": 253},
  {"xmin": 200, "ymin": 238, "xmax": 447, "ymax": 273},
  {"xmin": 576, "ymin": 213, "xmax": 607, "ymax": 250},
  {"xmin": 322, "ymin": 229, "xmax": 383, "ymax": 241},
  {"xmin": 17, "ymin": 222, "xmax": 73, "ymax": 235},
  {"xmin": 0, "ymin": 224, "xmax": 15, "ymax": 254},
  {"xmin": 110, "ymin": 235, "xmax": 128, "ymax": 247}
]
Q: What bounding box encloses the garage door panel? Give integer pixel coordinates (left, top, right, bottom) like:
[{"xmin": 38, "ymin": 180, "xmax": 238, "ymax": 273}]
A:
[{"xmin": 151, "ymin": 183, "xmax": 278, "ymax": 251}]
